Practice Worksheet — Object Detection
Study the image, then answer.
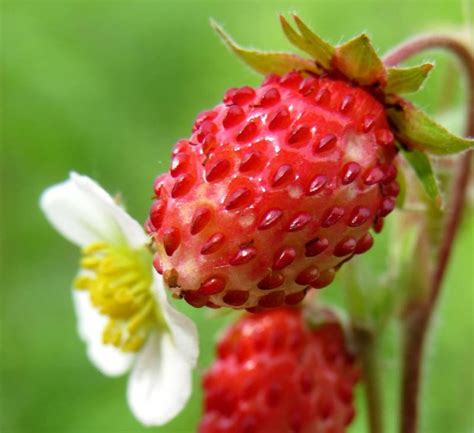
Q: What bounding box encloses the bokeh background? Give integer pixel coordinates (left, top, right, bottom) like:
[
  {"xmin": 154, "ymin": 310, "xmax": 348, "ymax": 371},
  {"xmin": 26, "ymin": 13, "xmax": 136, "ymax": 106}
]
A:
[{"xmin": 1, "ymin": 0, "xmax": 473, "ymax": 432}]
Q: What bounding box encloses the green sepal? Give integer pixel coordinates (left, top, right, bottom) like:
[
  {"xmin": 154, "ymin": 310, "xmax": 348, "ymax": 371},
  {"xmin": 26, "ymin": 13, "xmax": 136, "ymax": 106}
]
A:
[
  {"xmin": 280, "ymin": 15, "xmax": 334, "ymax": 70},
  {"xmin": 401, "ymin": 148, "xmax": 442, "ymax": 206},
  {"xmin": 342, "ymin": 254, "xmax": 399, "ymax": 332},
  {"xmin": 395, "ymin": 164, "xmax": 407, "ymax": 208},
  {"xmin": 388, "ymin": 212, "xmax": 427, "ymax": 307},
  {"xmin": 210, "ymin": 19, "xmax": 319, "ymax": 76},
  {"xmin": 385, "ymin": 63, "xmax": 434, "ymax": 94},
  {"xmin": 387, "ymin": 97, "xmax": 474, "ymax": 155},
  {"xmin": 333, "ymin": 34, "xmax": 387, "ymax": 87}
]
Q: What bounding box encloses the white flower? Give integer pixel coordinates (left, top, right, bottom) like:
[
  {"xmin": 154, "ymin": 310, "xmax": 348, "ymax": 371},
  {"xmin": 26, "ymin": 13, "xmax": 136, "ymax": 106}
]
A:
[{"xmin": 40, "ymin": 172, "xmax": 199, "ymax": 426}]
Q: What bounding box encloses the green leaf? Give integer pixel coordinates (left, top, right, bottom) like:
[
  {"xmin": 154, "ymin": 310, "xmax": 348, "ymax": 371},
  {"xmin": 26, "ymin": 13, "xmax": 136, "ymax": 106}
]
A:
[
  {"xmin": 401, "ymin": 148, "xmax": 441, "ymax": 205},
  {"xmin": 333, "ymin": 34, "xmax": 387, "ymax": 87},
  {"xmin": 279, "ymin": 15, "xmax": 334, "ymax": 70},
  {"xmin": 385, "ymin": 63, "xmax": 434, "ymax": 94},
  {"xmin": 210, "ymin": 19, "xmax": 319, "ymax": 76},
  {"xmin": 387, "ymin": 98, "xmax": 474, "ymax": 154}
]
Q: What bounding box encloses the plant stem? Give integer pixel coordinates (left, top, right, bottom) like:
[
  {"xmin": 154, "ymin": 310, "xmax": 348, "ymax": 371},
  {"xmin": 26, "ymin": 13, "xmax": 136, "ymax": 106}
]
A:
[
  {"xmin": 384, "ymin": 34, "xmax": 474, "ymax": 133},
  {"xmin": 384, "ymin": 34, "xmax": 473, "ymax": 433},
  {"xmin": 354, "ymin": 327, "xmax": 384, "ymax": 433},
  {"xmin": 399, "ymin": 310, "xmax": 428, "ymax": 433}
]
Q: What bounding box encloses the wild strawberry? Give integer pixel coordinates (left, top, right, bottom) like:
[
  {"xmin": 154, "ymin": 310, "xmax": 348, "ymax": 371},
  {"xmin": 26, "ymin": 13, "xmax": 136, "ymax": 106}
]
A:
[
  {"xmin": 147, "ymin": 71, "xmax": 399, "ymax": 309},
  {"xmin": 199, "ymin": 308, "xmax": 360, "ymax": 433}
]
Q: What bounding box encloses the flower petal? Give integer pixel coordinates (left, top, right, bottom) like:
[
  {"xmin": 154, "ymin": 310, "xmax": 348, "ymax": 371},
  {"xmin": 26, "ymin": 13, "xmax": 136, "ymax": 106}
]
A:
[
  {"xmin": 73, "ymin": 290, "xmax": 133, "ymax": 376},
  {"xmin": 152, "ymin": 272, "xmax": 199, "ymax": 367},
  {"xmin": 125, "ymin": 273, "xmax": 198, "ymax": 425},
  {"xmin": 127, "ymin": 331, "xmax": 194, "ymax": 426},
  {"xmin": 40, "ymin": 172, "xmax": 148, "ymax": 248}
]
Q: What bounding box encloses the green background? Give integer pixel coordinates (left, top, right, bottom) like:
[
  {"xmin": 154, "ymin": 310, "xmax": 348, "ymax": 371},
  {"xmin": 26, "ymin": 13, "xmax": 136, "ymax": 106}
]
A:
[{"xmin": 1, "ymin": 0, "xmax": 473, "ymax": 432}]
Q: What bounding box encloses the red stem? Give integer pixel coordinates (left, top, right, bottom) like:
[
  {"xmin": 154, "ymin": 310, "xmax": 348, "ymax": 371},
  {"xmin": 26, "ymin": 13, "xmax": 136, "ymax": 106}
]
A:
[
  {"xmin": 384, "ymin": 34, "xmax": 473, "ymax": 433},
  {"xmin": 384, "ymin": 34, "xmax": 474, "ymax": 137}
]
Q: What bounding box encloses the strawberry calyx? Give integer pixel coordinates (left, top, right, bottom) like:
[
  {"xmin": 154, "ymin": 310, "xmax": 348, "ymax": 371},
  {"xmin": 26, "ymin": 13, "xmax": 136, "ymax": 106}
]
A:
[{"xmin": 211, "ymin": 15, "xmax": 473, "ymax": 205}]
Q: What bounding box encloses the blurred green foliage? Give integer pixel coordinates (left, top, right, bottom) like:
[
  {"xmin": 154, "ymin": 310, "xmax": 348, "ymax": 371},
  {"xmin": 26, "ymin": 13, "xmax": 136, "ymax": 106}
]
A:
[{"xmin": 1, "ymin": 1, "xmax": 473, "ymax": 432}]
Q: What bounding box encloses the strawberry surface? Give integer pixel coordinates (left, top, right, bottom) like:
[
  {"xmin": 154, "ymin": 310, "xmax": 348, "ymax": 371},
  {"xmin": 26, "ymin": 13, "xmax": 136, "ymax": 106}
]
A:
[
  {"xmin": 147, "ymin": 71, "xmax": 399, "ymax": 309},
  {"xmin": 199, "ymin": 308, "xmax": 360, "ymax": 433}
]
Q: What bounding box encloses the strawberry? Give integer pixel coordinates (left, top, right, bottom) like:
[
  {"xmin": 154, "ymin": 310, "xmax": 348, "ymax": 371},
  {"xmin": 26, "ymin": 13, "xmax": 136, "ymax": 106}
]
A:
[
  {"xmin": 199, "ymin": 308, "xmax": 360, "ymax": 433},
  {"xmin": 147, "ymin": 71, "xmax": 398, "ymax": 309}
]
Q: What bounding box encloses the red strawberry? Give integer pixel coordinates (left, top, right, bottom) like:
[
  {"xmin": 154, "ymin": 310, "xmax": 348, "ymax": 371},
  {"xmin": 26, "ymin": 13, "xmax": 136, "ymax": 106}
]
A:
[
  {"xmin": 147, "ymin": 71, "xmax": 399, "ymax": 309},
  {"xmin": 199, "ymin": 308, "xmax": 360, "ymax": 433}
]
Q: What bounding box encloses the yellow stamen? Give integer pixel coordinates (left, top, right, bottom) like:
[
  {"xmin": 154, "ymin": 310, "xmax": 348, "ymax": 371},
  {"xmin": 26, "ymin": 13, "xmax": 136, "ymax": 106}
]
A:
[
  {"xmin": 80, "ymin": 256, "xmax": 101, "ymax": 270},
  {"xmin": 75, "ymin": 242, "xmax": 158, "ymax": 353},
  {"xmin": 127, "ymin": 300, "xmax": 154, "ymax": 334},
  {"xmin": 115, "ymin": 288, "xmax": 134, "ymax": 304},
  {"xmin": 99, "ymin": 256, "xmax": 131, "ymax": 274},
  {"xmin": 74, "ymin": 275, "xmax": 93, "ymax": 290},
  {"xmin": 123, "ymin": 335, "xmax": 145, "ymax": 352},
  {"xmin": 82, "ymin": 241, "xmax": 108, "ymax": 255},
  {"xmin": 110, "ymin": 271, "xmax": 141, "ymax": 288}
]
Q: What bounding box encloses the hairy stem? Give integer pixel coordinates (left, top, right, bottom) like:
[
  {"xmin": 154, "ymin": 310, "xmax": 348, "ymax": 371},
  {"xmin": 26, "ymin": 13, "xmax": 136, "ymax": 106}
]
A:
[
  {"xmin": 384, "ymin": 34, "xmax": 473, "ymax": 433},
  {"xmin": 384, "ymin": 33, "xmax": 474, "ymax": 141},
  {"xmin": 354, "ymin": 328, "xmax": 384, "ymax": 433}
]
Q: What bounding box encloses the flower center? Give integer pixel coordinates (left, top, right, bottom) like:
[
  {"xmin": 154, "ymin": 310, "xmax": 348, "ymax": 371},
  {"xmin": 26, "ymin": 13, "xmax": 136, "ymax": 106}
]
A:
[{"xmin": 74, "ymin": 241, "xmax": 159, "ymax": 352}]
